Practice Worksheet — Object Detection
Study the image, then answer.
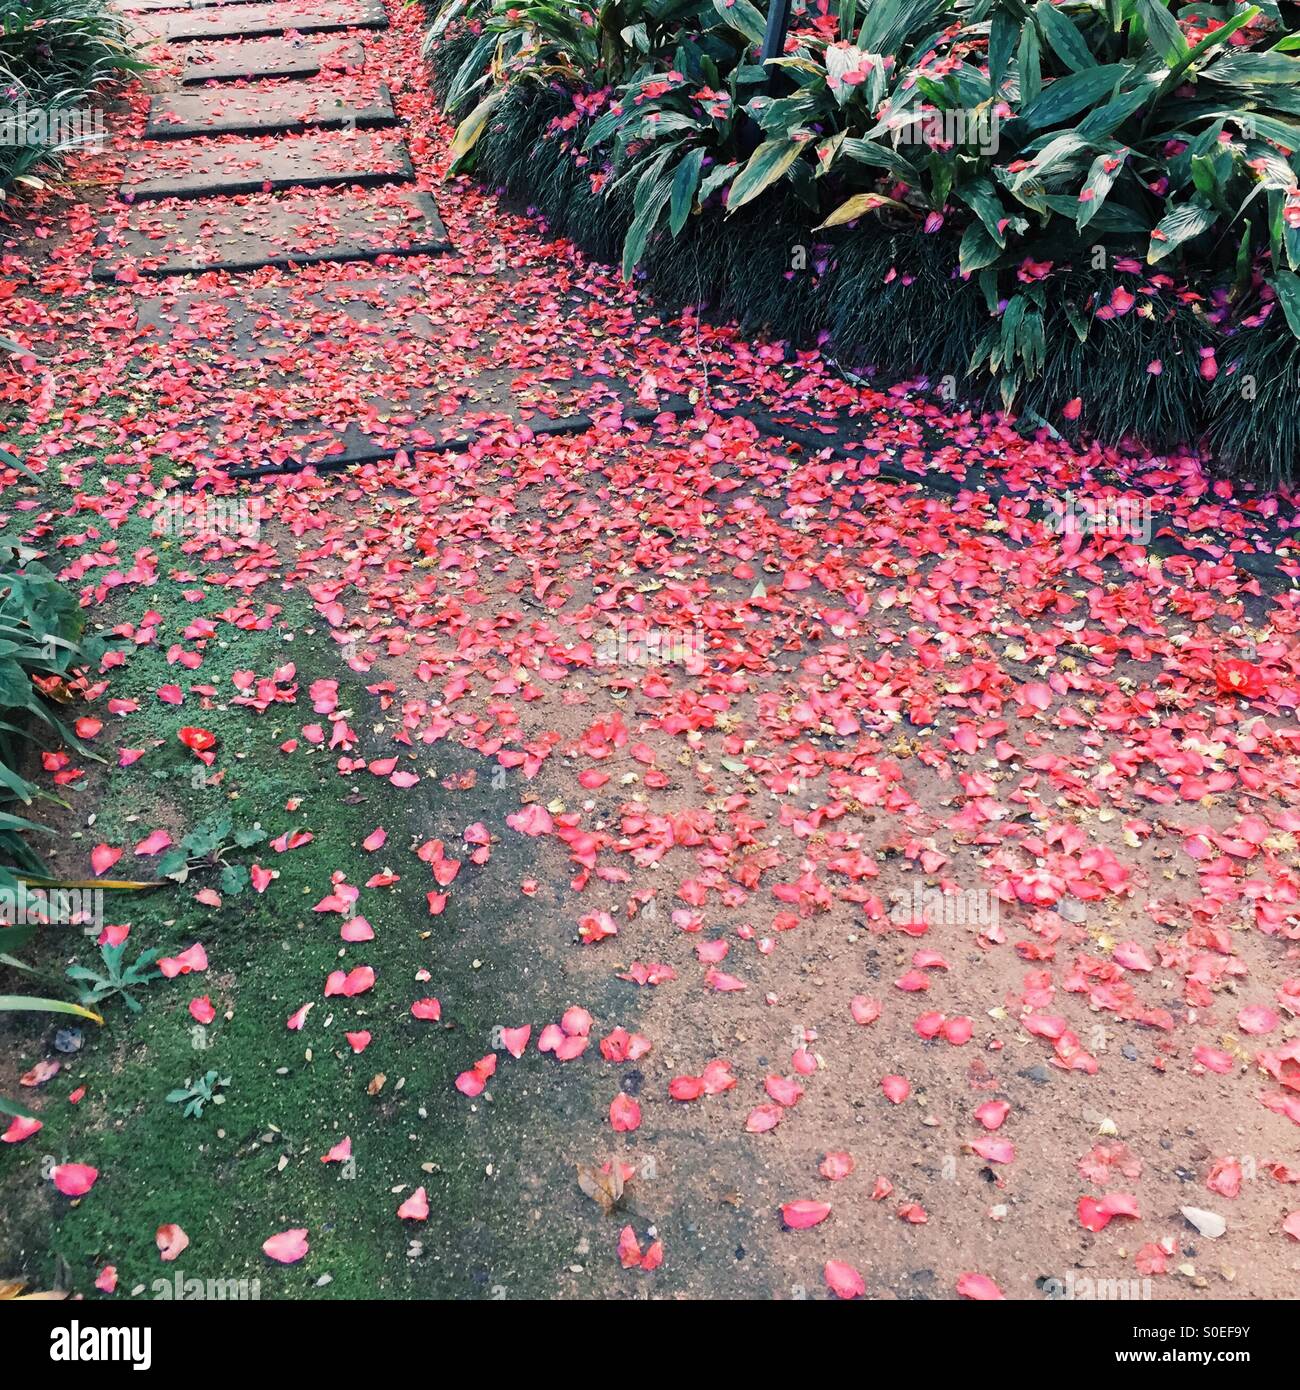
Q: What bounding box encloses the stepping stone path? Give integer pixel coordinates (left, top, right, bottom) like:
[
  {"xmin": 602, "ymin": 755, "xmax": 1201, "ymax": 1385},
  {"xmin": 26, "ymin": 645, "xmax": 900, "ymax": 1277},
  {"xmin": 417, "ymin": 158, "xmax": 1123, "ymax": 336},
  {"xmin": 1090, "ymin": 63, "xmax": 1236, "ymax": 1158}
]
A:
[
  {"xmin": 101, "ymin": 0, "xmax": 451, "ymax": 467},
  {"xmin": 98, "ymin": 186, "xmax": 447, "ymax": 277},
  {"xmin": 142, "ymin": 83, "xmax": 397, "ymax": 139},
  {"xmin": 133, "ymin": 0, "xmax": 387, "ymax": 44},
  {"xmin": 178, "ymin": 37, "xmax": 365, "ymax": 83},
  {"xmin": 121, "ymin": 130, "xmax": 410, "ymax": 200}
]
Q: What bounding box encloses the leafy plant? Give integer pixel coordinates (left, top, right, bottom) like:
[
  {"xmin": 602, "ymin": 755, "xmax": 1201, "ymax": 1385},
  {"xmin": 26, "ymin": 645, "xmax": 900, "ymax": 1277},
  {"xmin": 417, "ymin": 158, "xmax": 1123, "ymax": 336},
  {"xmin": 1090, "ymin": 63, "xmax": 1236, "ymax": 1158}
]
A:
[
  {"xmin": 429, "ymin": 0, "xmax": 1300, "ymax": 462},
  {"xmin": 66, "ymin": 939, "xmax": 160, "ymax": 1014},
  {"xmin": 155, "ymin": 812, "xmax": 267, "ymax": 896},
  {"xmin": 0, "ymin": 0, "xmax": 146, "ymax": 196},
  {"xmin": 2, "ymin": 918, "xmax": 102, "ymax": 1118},
  {"xmin": 165, "ymin": 1069, "xmax": 229, "ymax": 1118},
  {"xmin": 0, "ymin": 535, "xmax": 115, "ymax": 906},
  {"xmin": 438, "ymin": 0, "xmax": 741, "ymax": 168}
]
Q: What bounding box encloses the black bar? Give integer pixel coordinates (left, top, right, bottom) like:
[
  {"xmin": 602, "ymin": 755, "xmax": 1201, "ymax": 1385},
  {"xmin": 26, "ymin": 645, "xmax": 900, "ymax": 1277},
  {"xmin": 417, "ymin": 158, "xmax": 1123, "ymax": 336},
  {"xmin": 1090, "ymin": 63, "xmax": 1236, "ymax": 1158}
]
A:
[{"xmin": 760, "ymin": 0, "xmax": 794, "ymax": 66}]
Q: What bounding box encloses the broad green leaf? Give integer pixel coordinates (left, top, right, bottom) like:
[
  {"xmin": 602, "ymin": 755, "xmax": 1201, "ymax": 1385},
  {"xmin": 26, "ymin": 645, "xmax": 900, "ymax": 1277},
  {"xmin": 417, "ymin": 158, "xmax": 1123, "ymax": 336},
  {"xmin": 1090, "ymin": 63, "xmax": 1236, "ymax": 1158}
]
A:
[
  {"xmin": 699, "ymin": 161, "xmax": 740, "ymax": 202},
  {"xmin": 955, "ymin": 177, "xmax": 1007, "ymax": 245},
  {"xmin": 989, "ymin": 9, "xmax": 1017, "ymax": 92},
  {"xmin": 814, "ymin": 192, "xmax": 910, "ymax": 229},
  {"xmin": 1202, "ymin": 52, "xmax": 1300, "ymax": 84},
  {"xmin": 1206, "ymin": 109, "xmax": 1300, "ymax": 149},
  {"xmin": 959, "ymin": 219, "xmax": 1002, "ymax": 273},
  {"xmin": 448, "ymin": 89, "xmax": 505, "ymax": 168},
  {"xmin": 1147, "ymin": 201, "xmax": 1218, "ymax": 262},
  {"xmin": 1077, "ymin": 147, "xmax": 1129, "ymax": 230},
  {"xmin": 1136, "ymin": 0, "xmax": 1190, "ymax": 65},
  {"xmin": 837, "ymin": 136, "xmax": 920, "ymax": 181},
  {"xmin": 1018, "ymin": 66, "xmax": 1126, "ymax": 133},
  {"xmin": 1076, "ymin": 82, "xmax": 1157, "ymax": 140},
  {"xmin": 712, "ymin": 0, "xmax": 766, "ymax": 45},
  {"xmin": 1162, "ymin": 6, "xmax": 1260, "ymax": 93},
  {"xmin": 0, "ymin": 995, "xmax": 103, "ymax": 1024},
  {"xmin": 1035, "ymin": 1, "xmax": 1096, "ymax": 72},
  {"xmin": 443, "ymin": 30, "xmax": 499, "ymax": 113},
  {"xmin": 1017, "ymin": 20, "xmax": 1042, "ymax": 108},
  {"xmin": 824, "ymin": 44, "xmax": 868, "ymax": 103},
  {"xmin": 725, "ymin": 138, "xmax": 806, "ymax": 214},
  {"xmin": 1269, "ymin": 270, "xmax": 1300, "ymax": 340},
  {"xmin": 857, "ymin": 0, "xmax": 949, "ymax": 57},
  {"xmin": 622, "ymin": 156, "xmax": 676, "ymax": 276}
]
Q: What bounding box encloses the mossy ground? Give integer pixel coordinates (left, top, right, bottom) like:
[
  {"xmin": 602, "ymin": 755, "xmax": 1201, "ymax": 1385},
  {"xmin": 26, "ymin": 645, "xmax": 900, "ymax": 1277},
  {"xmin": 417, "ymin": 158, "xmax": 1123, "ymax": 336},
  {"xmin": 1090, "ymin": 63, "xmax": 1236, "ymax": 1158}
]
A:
[{"xmin": 2, "ymin": 471, "xmax": 606, "ymax": 1300}]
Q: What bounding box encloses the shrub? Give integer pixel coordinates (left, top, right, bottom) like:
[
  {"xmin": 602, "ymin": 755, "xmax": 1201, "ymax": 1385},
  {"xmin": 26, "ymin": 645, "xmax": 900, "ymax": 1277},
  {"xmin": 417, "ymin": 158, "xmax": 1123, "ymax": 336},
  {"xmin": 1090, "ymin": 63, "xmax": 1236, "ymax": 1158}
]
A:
[
  {"xmin": 0, "ymin": 530, "xmax": 111, "ymax": 903},
  {"xmin": 0, "ymin": 0, "xmax": 141, "ymax": 196},
  {"xmin": 429, "ymin": 0, "xmax": 1300, "ymax": 476}
]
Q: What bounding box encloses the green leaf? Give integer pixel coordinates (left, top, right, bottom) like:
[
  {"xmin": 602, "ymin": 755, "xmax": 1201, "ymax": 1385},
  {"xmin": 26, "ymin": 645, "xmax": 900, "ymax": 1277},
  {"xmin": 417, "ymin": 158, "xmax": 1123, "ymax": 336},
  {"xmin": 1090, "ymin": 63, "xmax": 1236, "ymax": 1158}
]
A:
[
  {"xmin": 668, "ymin": 147, "xmax": 706, "ymax": 237},
  {"xmin": 959, "ymin": 219, "xmax": 1002, "ymax": 273},
  {"xmin": 1207, "ymin": 110, "xmax": 1300, "ymax": 149},
  {"xmin": 699, "ymin": 161, "xmax": 740, "ymax": 202},
  {"xmin": 621, "ymin": 154, "xmax": 676, "ymax": 277},
  {"xmin": 219, "ymin": 863, "xmax": 249, "ymax": 896},
  {"xmin": 1035, "ymin": 0, "xmax": 1096, "ymax": 72},
  {"xmin": 1017, "ymin": 17, "xmax": 1042, "ymax": 108},
  {"xmin": 956, "ymin": 177, "xmax": 1008, "ymax": 246},
  {"xmin": 712, "ymin": 0, "xmax": 766, "ymax": 45},
  {"xmin": 989, "ymin": 9, "xmax": 1017, "ymax": 92},
  {"xmin": 857, "ymin": 0, "xmax": 948, "ymax": 56},
  {"xmin": 0, "ymin": 995, "xmax": 103, "ymax": 1024},
  {"xmin": 838, "ymin": 136, "xmax": 920, "ymax": 181},
  {"xmin": 157, "ymin": 849, "xmax": 189, "ymax": 882},
  {"xmin": 1202, "ymin": 52, "xmax": 1300, "ymax": 84},
  {"xmin": 1075, "ymin": 82, "xmax": 1157, "ymax": 141},
  {"xmin": 1018, "ymin": 66, "xmax": 1126, "ymax": 133},
  {"xmin": 1077, "ymin": 147, "xmax": 1129, "ymax": 230},
  {"xmin": 1269, "ymin": 270, "xmax": 1300, "ymax": 340},
  {"xmin": 1135, "ymin": 0, "xmax": 1190, "ymax": 66},
  {"xmin": 725, "ymin": 138, "xmax": 806, "ymax": 214},
  {"xmin": 0, "ymin": 1093, "xmax": 36, "ymax": 1120},
  {"xmin": 1161, "ymin": 6, "xmax": 1260, "ymax": 93},
  {"xmin": 442, "ymin": 30, "xmax": 499, "ymax": 113},
  {"xmin": 1147, "ymin": 201, "xmax": 1218, "ymax": 263}
]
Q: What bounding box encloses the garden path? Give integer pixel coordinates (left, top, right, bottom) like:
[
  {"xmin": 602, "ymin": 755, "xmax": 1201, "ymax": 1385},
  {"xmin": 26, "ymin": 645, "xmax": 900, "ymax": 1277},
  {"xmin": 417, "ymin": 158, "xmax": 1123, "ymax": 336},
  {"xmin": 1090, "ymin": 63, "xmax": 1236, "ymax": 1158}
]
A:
[{"xmin": 2, "ymin": 0, "xmax": 1299, "ymax": 1302}]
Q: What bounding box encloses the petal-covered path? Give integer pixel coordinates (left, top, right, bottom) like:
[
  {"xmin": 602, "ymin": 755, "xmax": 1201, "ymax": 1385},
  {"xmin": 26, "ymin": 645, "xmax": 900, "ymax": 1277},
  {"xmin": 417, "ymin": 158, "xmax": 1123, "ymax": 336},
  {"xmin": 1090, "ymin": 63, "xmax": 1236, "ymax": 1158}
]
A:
[{"xmin": 3, "ymin": 0, "xmax": 1300, "ymax": 1301}]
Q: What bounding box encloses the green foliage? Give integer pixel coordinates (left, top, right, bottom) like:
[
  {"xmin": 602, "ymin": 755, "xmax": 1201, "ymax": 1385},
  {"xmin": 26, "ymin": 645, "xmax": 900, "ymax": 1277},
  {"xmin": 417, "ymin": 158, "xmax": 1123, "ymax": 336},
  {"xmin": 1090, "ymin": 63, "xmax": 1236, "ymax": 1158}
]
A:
[
  {"xmin": 0, "ymin": 0, "xmax": 144, "ymax": 195},
  {"xmin": 0, "ymin": 535, "xmax": 113, "ymax": 901},
  {"xmin": 427, "ymin": 0, "xmax": 1300, "ymax": 473},
  {"xmin": 166, "ymin": 1069, "xmax": 229, "ymax": 1119},
  {"xmin": 66, "ymin": 940, "xmax": 161, "ymax": 1014},
  {"xmin": 439, "ymin": 0, "xmax": 1300, "ymax": 294},
  {"xmin": 155, "ymin": 812, "xmax": 267, "ymax": 895}
]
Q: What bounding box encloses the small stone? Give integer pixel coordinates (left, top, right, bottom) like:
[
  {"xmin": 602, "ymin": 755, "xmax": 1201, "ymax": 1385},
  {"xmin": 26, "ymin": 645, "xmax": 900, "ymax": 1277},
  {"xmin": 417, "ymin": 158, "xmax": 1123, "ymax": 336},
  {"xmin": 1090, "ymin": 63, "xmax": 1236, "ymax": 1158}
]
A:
[{"xmin": 1180, "ymin": 1206, "xmax": 1227, "ymax": 1239}]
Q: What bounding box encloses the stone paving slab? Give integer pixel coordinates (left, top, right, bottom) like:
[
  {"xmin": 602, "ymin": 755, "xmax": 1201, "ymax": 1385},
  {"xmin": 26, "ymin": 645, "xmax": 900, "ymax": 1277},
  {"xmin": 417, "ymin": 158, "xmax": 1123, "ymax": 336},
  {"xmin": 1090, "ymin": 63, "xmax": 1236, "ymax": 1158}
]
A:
[
  {"xmin": 223, "ymin": 396, "xmax": 696, "ymax": 478},
  {"xmin": 93, "ymin": 186, "xmax": 450, "ymax": 280},
  {"xmin": 120, "ymin": 0, "xmax": 284, "ymax": 9},
  {"xmin": 137, "ymin": 0, "xmax": 386, "ymax": 43},
  {"xmin": 132, "ymin": 273, "xmax": 438, "ymax": 358},
  {"xmin": 180, "ymin": 36, "xmax": 364, "ymax": 82},
  {"xmin": 121, "ymin": 130, "xmax": 411, "ymax": 201},
  {"xmin": 118, "ymin": 0, "xmax": 197, "ymax": 12},
  {"xmin": 144, "ymin": 83, "xmax": 395, "ymax": 140}
]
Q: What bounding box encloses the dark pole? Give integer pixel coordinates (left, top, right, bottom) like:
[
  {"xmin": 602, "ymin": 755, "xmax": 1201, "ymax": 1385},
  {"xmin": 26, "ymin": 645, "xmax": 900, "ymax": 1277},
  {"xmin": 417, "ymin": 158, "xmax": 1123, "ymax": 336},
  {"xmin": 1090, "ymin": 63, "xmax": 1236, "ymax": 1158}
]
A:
[{"xmin": 760, "ymin": 0, "xmax": 794, "ymax": 75}]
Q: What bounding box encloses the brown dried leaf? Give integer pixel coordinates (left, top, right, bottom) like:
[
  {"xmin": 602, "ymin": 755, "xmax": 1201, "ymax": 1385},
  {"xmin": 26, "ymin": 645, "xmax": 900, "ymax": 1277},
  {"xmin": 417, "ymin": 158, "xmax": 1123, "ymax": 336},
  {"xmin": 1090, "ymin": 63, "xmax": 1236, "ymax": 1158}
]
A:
[{"xmin": 576, "ymin": 1162, "xmax": 625, "ymax": 1213}]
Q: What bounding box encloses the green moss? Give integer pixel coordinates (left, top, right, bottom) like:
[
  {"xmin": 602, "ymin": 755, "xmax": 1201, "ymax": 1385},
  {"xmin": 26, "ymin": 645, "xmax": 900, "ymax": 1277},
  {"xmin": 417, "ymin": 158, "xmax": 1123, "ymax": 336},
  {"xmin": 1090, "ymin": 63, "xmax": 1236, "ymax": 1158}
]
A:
[{"xmin": 3, "ymin": 484, "xmax": 605, "ymax": 1299}]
